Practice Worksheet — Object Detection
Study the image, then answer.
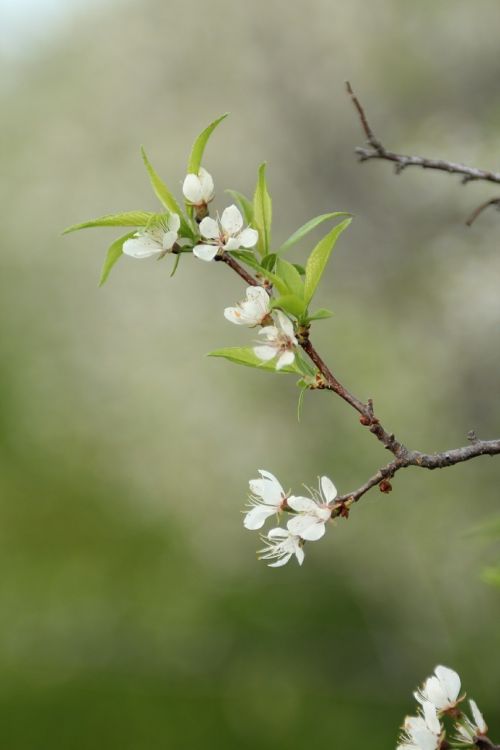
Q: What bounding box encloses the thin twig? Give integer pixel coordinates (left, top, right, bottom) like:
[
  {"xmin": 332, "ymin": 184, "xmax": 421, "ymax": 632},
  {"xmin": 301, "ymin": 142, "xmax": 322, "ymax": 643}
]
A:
[
  {"xmin": 346, "ymin": 81, "xmax": 500, "ymax": 225},
  {"xmin": 219, "ymin": 253, "xmax": 500, "ymax": 505}
]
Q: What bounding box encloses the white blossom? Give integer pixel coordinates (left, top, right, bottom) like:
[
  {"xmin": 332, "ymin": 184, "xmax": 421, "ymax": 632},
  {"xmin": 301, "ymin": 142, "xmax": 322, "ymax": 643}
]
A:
[
  {"xmin": 182, "ymin": 167, "xmax": 215, "ymax": 207},
  {"xmin": 415, "ymin": 666, "xmax": 462, "ymax": 713},
  {"xmin": 253, "ymin": 311, "xmax": 298, "ymax": 370},
  {"xmin": 123, "ymin": 213, "xmax": 181, "ymax": 259},
  {"xmin": 398, "ymin": 702, "xmax": 442, "ymax": 750},
  {"xmin": 454, "ymin": 700, "xmax": 488, "ymax": 744},
  {"xmin": 258, "ymin": 527, "xmax": 305, "ymax": 568},
  {"xmin": 286, "ymin": 476, "xmax": 336, "ymax": 541},
  {"xmin": 224, "ymin": 286, "xmax": 271, "ymax": 327},
  {"xmin": 194, "ymin": 204, "xmax": 258, "ymax": 261},
  {"xmin": 244, "ymin": 470, "xmax": 287, "ymax": 530}
]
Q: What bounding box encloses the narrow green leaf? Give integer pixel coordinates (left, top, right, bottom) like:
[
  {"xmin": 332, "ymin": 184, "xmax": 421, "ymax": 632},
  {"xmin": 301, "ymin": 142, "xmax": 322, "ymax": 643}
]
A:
[
  {"xmin": 304, "ymin": 218, "xmax": 352, "ymax": 304},
  {"xmin": 187, "ymin": 113, "xmax": 228, "ymax": 174},
  {"xmin": 293, "ymin": 263, "xmax": 306, "ymax": 276},
  {"xmin": 170, "ymin": 252, "xmax": 182, "ymax": 277},
  {"xmin": 278, "ymin": 211, "xmax": 350, "ymax": 253},
  {"xmin": 275, "ymin": 257, "xmax": 304, "ymax": 298},
  {"xmin": 271, "ymin": 295, "xmax": 307, "ymax": 318},
  {"xmin": 297, "ymin": 385, "xmax": 307, "ymax": 422},
  {"xmin": 226, "ymin": 190, "xmax": 254, "ymax": 225},
  {"xmin": 208, "ymin": 347, "xmax": 300, "ymax": 374},
  {"xmin": 140, "ymin": 147, "xmax": 184, "ymax": 215},
  {"xmin": 253, "ymin": 163, "xmax": 272, "ymax": 256},
  {"xmin": 63, "ymin": 211, "xmax": 154, "ymax": 234},
  {"xmin": 99, "ymin": 232, "xmax": 135, "ymax": 286},
  {"xmin": 308, "ymin": 308, "xmax": 334, "ymax": 321},
  {"xmin": 261, "ymin": 253, "xmax": 277, "ymax": 271}
]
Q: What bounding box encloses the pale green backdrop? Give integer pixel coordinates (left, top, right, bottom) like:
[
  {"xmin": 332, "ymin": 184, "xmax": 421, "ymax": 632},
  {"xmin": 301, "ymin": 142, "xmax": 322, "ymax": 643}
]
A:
[{"xmin": 1, "ymin": 0, "xmax": 499, "ymax": 747}]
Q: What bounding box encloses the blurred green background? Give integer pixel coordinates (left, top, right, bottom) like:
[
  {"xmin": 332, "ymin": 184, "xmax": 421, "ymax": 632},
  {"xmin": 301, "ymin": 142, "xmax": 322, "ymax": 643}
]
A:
[{"xmin": 1, "ymin": 0, "xmax": 499, "ymax": 747}]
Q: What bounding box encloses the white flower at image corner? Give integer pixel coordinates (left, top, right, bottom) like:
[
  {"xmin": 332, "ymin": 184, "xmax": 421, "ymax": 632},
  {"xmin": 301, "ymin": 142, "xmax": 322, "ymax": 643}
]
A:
[
  {"xmin": 244, "ymin": 470, "xmax": 288, "ymax": 530},
  {"xmin": 182, "ymin": 167, "xmax": 215, "ymax": 207},
  {"xmin": 258, "ymin": 527, "xmax": 305, "ymax": 568},
  {"xmin": 253, "ymin": 310, "xmax": 298, "ymax": 370},
  {"xmin": 454, "ymin": 700, "xmax": 488, "ymax": 744},
  {"xmin": 224, "ymin": 286, "xmax": 271, "ymax": 327},
  {"xmin": 415, "ymin": 666, "xmax": 462, "ymax": 713},
  {"xmin": 123, "ymin": 213, "xmax": 181, "ymax": 259},
  {"xmin": 286, "ymin": 476, "xmax": 337, "ymax": 541},
  {"xmin": 194, "ymin": 204, "xmax": 258, "ymax": 261},
  {"xmin": 398, "ymin": 701, "xmax": 442, "ymax": 750}
]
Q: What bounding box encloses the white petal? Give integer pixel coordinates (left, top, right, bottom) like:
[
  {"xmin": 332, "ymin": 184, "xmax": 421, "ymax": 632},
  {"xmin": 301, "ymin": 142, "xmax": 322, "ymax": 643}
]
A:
[
  {"xmin": 249, "ymin": 476, "xmax": 283, "ymax": 505},
  {"xmin": 276, "ymin": 310, "xmax": 295, "ymax": 338},
  {"xmin": 224, "ymin": 307, "xmax": 246, "ymax": 325},
  {"xmin": 287, "ymin": 495, "xmax": 318, "ymax": 513},
  {"xmin": 162, "ymin": 230, "xmax": 178, "ymax": 250},
  {"xmin": 422, "ymin": 702, "xmax": 441, "ymax": 735},
  {"xmin": 300, "ymin": 522, "xmax": 326, "ymax": 541},
  {"xmin": 258, "ymin": 325, "xmax": 278, "ymax": 340},
  {"xmin": 258, "ymin": 469, "xmax": 280, "ymax": 482},
  {"xmin": 435, "ymin": 665, "xmax": 461, "ymax": 702},
  {"xmin": 193, "ymin": 244, "xmax": 218, "ymax": 261},
  {"xmin": 268, "ymin": 554, "xmax": 292, "ymax": 567},
  {"xmin": 469, "ymin": 700, "xmax": 487, "ymax": 733},
  {"xmin": 320, "ymin": 476, "xmax": 337, "ymax": 503},
  {"xmin": 123, "ymin": 236, "xmax": 161, "ymax": 259},
  {"xmin": 287, "ymin": 514, "xmax": 318, "ymax": 536},
  {"xmin": 238, "ymin": 227, "xmax": 259, "ymax": 248},
  {"xmin": 168, "ymin": 213, "xmax": 181, "ymax": 233},
  {"xmin": 254, "ymin": 345, "xmax": 277, "ymax": 362},
  {"xmin": 244, "ymin": 505, "xmax": 278, "ymax": 530},
  {"xmin": 199, "ymin": 216, "xmax": 219, "ymax": 240},
  {"xmin": 182, "ymin": 173, "xmax": 203, "ymax": 204},
  {"xmin": 276, "ymin": 351, "xmax": 295, "ymax": 370},
  {"xmin": 224, "ymin": 237, "xmax": 240, "ymax": 251},
  {"xmin": 267, "ymin": 527, "xmax": 289, "ymax": 540},
  {"xmin": 198, "ymin": 167, "xmax": 215, "ymax": 202},
  {"xmin": 246, "ymin": 286, "xmax": 269, "ymax": 306},
  {"xmin": 220, "ymin": 204, "xmax": 243, "ymax": 236},
  {"xmin": 295, "ymin": 546, "xmax": 305, "ymax": 565}
]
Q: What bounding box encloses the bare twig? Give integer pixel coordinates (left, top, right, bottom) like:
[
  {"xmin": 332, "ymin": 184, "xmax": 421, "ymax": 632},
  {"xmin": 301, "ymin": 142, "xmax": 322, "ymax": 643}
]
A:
[
  {"xmin": 219, "ymin": 252, "xmax": 500, "ymax": 506},
  {"xmin": 346, "ymin": 81, "xmax": 500, "ymax": 224}
]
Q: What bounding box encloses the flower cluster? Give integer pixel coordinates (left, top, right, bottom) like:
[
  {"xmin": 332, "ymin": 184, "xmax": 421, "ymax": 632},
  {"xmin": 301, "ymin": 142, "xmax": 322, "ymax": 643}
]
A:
[
  {"xmin": 225, "ymin": 287, "xmax": 298, "ymax": 370},
  {"xmin": 243, "ymin": 470, "xmax": 338, "ymax": 566},
  {"xmin": 397, "ymin": 666, "xmax": 489, "ymax": 750}
]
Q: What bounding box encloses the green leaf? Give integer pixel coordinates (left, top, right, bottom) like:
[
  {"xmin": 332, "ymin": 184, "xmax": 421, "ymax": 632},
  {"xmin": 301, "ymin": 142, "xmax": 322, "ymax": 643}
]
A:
[
  {"xmin": 278, "ymin": 211, "xmax": 350, "ymax": 253},
  {"xmin": 308, "ymin": 308, "xmax": 334, "ymax": 321},
  {"xmin": 63, "ymin": 211, "xmax": 154, "ymax": 234},
  {"xmin": 275, "ymin": 257, "xmax": 304, "ymax": 298},
  {"xmin": 170, "ymin": 252, "xmax": 182, "ymax": 277},
  {"xmin": 208, "ymin": 347, "xmax": 300, "ymax": 374},
  {"xmin": 297, "ymin": 385, "xmax": 307, "ymax": 422},
  {"xmin": 304, "ymin": 218, "xmax": 351, "ymax": 305},
  {"xmin": 293, "ymin": 263, "xmax": 306, "ymax": 276},
  {"xmin": 187, "ymin": 113, "xmax": 228, "ymax": 174},
  {"xmin": 261, "ymin": 253, "xmax": 277, "ymax": 271},
  {"xmin": 226, "ymin": 190, "xmax": 254, "ymax": 225},
  {"xmin": 140, "ymin": 147, "xmax": 187, "ymax": 220},
  {"xmin": 99, "ymin": 232, "xmax": 135, "ymax": 286},
  {"xmin": 253, "ymin": 163, "xmax": 272, "ymax": 256},
  {"xmin": 271, "ymin": 295, "xmax": 307, "ymax": 318}
]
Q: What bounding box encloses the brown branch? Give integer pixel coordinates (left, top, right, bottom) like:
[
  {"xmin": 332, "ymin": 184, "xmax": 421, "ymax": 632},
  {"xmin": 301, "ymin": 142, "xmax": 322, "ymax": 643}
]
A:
[
  {"xmin": 346, "ymin": 81, "xmax": 500, "ymax": 225},
  {"xmin": 219, "ymin": 253, "xmax": 500, "ymax": 505},
  {"xmin": 476, "ymin": 736, "xmax": 500, "ymax": 750}
]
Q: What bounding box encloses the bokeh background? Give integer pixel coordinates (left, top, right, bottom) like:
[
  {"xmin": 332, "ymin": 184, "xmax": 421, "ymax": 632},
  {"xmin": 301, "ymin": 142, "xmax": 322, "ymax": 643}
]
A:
[{"xmin": 1, "ymin": 0, "xmax": 499, "ymax": 747}]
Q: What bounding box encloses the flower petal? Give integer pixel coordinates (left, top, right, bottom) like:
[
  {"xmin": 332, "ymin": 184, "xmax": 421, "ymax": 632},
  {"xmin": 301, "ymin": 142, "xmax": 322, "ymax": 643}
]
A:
[
  {"xmin": 224, "ymin": 307, "xmax": 245, "ymax": 325},
  {"xmin": 238, "ymin": 227, "xmax": 259, "ymax": 248},
  {"xmin": 168, "ymin": 213, "xmax": 181, "ymax": 233},
  {"xmin": 296, "ymin": 546, "xmax": 305, "ymax": 565},
  {"xmin": 182, "ymin": 174, "xmax": 203, "ymax": 204},
  {"xmin": 193, "ymin": 244, "xmax": 219, "ymax": 261},
  {"xmin": 268, "ymin": 554, "xmax": 292, "ymax": 567},
  {"xmin": 220, "ymin": 204, "xmax": 243, "ymax": 235},
  {"xmin": 287, "ymin": 514, "xmax": 318, "ymax": 536},
  {"xmin": 276, "ymin": 351, "xmax": 295, "ymax": 370},
  {"xmin": 300, "ymin": 521, "xmax": 326, "ymax": 541},
  {"xmin": 320, "ymin": 476, "xmax": 337, "ymax": 503},
  {"xmin": 199, "ymin": 216, "xmax": 219, "ymax": 240},
  {"xmin": 287, "ymin": 495, "xmax": 318, "ymax": 513},
  {"xmin": 198, "ymin": 167, "xmax": 215, "ymax": 202},
  {"xmin": 469, "ymin": 700, "xmax": 487, "ymax": 733},
  {"xmin": 435, "ymin": 666, "xmax": 461, "ymax": 703},
  {"xmin": 276, "ymin": 310, "xmax": 295, "ymax": 338},
  {"xmin": 244, "ymin": 505, "xmax": 278, "ymax": 530},
  {"xmin": 123, "ymin": 236, "xmax": 161, "ymax": 259},
  {"xmin": 254, "ymin": 345, "xmax": 276, "ymax": 362},
  {"xmin": 162, "ymin": 230, "xmax": 178, "ymax": 251}
]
